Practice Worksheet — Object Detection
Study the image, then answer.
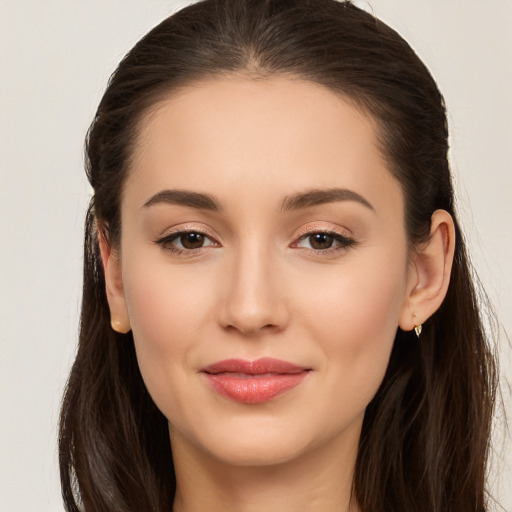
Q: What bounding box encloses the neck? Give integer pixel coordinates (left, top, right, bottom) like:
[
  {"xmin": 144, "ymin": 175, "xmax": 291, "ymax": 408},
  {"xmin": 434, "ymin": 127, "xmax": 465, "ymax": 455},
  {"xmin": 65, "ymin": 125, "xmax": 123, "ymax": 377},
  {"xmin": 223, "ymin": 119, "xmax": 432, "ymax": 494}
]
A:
[{"xmin": 170, "ymin": 425, "xmax": 361, "ymax": 512}]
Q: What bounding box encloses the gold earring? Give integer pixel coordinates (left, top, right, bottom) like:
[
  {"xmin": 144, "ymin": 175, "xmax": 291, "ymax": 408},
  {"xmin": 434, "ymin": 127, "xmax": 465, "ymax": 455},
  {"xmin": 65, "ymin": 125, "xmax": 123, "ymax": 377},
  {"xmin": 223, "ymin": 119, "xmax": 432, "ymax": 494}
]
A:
[{"xmin": 414, "ymin": 324, "xmax": 422, "ymax": 338}]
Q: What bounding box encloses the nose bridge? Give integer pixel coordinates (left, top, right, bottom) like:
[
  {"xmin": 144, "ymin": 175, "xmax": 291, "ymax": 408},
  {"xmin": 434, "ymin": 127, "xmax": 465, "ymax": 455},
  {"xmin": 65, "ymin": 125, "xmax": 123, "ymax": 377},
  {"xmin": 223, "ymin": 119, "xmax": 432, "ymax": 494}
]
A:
[{"xmin": 220, "ymin": 238, "xmax": 287, "ymax": 335}]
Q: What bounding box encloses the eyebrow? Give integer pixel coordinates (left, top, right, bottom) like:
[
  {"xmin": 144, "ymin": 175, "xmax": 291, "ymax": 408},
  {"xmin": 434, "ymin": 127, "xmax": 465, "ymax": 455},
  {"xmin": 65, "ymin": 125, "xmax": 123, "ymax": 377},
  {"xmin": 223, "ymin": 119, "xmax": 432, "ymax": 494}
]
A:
[
  {"xmin": 142, "ymin": 187, "xmax": 374, "ymax": 213},
  {"xmin": 143, "ymin": 189, "xmax": 223, "ymax": 211},
  {"xmin": 280, "ymin": 188, "xmax": 374, "ymax": 212}
]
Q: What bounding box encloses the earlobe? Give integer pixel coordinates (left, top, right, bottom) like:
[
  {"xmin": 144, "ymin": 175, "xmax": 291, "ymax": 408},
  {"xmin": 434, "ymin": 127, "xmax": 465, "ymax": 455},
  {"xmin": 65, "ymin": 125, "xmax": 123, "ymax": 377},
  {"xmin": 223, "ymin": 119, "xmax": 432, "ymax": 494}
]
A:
[
  {"xmin": 98, "ymin": 224, "xmax": 131, "ymax": 334},
  {"xmin": 399, "ymin": 209, "xmax": 456, "ymax": 333}
]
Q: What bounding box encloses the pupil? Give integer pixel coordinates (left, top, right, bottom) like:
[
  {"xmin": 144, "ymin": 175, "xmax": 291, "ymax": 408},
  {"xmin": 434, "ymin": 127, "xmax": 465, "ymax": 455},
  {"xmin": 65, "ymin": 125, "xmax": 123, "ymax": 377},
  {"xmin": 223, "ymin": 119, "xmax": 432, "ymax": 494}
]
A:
[
  {"xmin": 181, "ymin": 233, "xmax": 204, "ymax": 249},
  {"xmin": 310, "ymin": 233, "xmax": 334, "ymax": 250}
]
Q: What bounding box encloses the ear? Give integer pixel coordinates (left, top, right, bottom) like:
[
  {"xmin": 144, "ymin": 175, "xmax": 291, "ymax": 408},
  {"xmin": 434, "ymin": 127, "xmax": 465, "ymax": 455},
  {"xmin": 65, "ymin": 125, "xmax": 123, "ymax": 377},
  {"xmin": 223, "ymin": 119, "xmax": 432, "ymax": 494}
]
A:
[
  {"xmin": 98, "ymin": 225, "xmax": 131, "ymax": 334},
  {"xmin": 399, "ymin": 209, "xmax": 456, "ymax": 333}
]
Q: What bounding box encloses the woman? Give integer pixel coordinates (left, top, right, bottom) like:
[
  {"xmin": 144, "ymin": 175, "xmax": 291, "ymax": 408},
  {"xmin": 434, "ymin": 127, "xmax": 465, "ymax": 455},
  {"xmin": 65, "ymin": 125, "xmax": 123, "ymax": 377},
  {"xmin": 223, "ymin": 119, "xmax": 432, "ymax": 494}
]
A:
[{"xmin": 58, "ymin": 0, "xmax": 497, "ymax": 511}]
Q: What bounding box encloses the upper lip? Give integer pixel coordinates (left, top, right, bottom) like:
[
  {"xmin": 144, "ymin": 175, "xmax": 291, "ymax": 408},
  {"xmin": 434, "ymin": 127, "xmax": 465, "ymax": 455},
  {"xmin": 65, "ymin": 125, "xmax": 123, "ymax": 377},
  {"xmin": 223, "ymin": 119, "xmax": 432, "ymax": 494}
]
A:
[{"xmin": 201, "ymin": 357, "xmax": 310, "ymax": 375}]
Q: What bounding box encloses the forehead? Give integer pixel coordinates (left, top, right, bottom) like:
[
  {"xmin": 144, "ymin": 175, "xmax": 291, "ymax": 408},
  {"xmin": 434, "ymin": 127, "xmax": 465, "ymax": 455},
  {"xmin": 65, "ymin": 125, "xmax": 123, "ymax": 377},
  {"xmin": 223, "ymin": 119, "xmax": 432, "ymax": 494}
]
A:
[{"xmin": 125, "ymin": 75, "xmax": 402, "ymax": 215}]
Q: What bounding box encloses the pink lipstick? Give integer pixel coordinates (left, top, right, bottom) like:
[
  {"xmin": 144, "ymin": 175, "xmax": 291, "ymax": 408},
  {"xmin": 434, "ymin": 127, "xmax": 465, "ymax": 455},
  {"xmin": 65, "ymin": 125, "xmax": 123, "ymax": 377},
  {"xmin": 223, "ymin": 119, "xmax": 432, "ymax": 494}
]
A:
[{"xmin": 201, "ymin": 357, "xmax": 310, "ymax": 404}]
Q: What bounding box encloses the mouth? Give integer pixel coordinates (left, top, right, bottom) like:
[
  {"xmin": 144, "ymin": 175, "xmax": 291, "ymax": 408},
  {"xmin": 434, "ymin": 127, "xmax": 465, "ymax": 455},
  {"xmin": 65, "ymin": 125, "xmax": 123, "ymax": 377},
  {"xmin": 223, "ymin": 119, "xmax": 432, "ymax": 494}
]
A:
[{"xmin": 201, "ymin": 357, "xmax": 312, "ymax": 404}]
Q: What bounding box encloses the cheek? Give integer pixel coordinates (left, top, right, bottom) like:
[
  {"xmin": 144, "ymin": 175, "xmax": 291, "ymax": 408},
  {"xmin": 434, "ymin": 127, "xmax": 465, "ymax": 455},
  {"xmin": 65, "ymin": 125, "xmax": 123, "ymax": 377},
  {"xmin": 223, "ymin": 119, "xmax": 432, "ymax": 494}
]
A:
[
  {"xmin": 123, "ymin": 256, "xmax": 214, "ymax": 344},
  {"xmin": 300, "ymin": 252, "xmax": 406, "ymax": 340},
  {"xmin": 120, "ymin": 259, "xmax": 216, "ymax": 413},
  {"xmin": 297, "ymin": 254, "xmax": 408, "ymax": 405}
]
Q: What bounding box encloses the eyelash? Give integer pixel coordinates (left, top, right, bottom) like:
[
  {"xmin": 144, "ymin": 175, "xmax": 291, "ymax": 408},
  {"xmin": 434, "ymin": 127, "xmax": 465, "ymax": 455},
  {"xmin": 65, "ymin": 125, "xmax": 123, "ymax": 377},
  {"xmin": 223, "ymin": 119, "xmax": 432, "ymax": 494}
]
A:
[
  {"xmin": 154, "ymin": 229, "xmax": 220, "ymax": 256},
  {"xmin": 154, "ymin": 228, "xmax": 356, "ymax": 257},
  {"xmin": 292, "ymin": 228, "xmax": 356, "ymax": 255}
]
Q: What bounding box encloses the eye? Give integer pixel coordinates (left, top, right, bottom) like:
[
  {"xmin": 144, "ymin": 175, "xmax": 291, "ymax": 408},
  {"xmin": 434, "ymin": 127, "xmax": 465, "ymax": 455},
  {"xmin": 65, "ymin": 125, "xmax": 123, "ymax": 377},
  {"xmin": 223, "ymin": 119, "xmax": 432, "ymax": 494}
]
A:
[
  {"xmin": 294, "ymin": 230, "xmax": 356, "ymax": 253},
  {"xmin": 302, "ymin": 233, "xmax": 336, "ymax": 250},
  {"xmin": 155, "ymin": 230, "xmax": 219, "ymax": 253},
  {"xmin": 176, "ymin": 232, "xmax": 208, "ymax": 249}
]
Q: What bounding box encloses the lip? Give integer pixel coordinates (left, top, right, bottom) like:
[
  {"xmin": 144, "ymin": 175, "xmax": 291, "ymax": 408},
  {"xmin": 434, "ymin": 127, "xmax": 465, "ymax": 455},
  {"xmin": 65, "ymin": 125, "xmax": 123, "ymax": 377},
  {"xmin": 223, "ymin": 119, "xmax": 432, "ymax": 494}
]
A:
[{"xmin": 201, "ymin": 357, "xmax": 311, "ymax": 404}]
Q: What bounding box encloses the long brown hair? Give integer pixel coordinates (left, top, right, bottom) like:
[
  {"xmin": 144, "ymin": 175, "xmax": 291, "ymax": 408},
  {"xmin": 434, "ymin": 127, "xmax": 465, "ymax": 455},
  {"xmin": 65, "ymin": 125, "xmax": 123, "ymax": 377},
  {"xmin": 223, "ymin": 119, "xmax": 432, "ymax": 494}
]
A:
[{"xmin": 59, "ymin": 1, "xmax": 497, "ymax": 510}]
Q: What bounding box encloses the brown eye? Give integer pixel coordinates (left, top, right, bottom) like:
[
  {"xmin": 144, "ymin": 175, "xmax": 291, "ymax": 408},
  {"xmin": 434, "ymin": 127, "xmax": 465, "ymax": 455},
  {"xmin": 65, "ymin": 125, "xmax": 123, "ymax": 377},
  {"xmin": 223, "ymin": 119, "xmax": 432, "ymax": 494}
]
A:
[
  {"xmin": 180, "ymin": 232, "xmax": 206, "ymax": 249},
  {"xmin": 294, "ymin": 230, "xmax": 356, "ymax": 253},
  {"xmin": 308, "ymin": 233, "xmax": 335, "ymax": 250},
  {"xmin": 156, "ymin": 230, "xmax": 218, "ymax": 253}
]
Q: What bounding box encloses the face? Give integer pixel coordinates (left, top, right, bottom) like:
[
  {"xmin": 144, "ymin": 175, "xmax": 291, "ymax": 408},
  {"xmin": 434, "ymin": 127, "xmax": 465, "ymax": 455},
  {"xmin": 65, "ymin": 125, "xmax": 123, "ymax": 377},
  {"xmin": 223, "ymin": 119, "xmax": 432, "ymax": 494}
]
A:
[{"xmin": 111, "ymin": 76, "xmax": 415, "ymax": 467}]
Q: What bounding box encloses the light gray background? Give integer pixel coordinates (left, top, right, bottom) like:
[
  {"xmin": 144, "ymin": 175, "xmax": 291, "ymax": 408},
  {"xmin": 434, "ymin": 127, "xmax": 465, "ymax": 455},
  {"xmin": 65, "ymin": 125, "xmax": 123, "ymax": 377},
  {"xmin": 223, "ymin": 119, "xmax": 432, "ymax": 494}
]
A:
[{"xmin": 1, "ymin": 1, "xmax": 510, "ymax": 510}]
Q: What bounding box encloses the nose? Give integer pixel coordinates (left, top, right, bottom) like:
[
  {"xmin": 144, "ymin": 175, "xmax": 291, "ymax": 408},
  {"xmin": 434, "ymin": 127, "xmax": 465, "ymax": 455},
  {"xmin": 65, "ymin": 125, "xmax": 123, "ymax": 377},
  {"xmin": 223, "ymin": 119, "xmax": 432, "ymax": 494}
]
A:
[{"xmin": 218, "ymin": 245, "xmax": 289, "ymax": 336}]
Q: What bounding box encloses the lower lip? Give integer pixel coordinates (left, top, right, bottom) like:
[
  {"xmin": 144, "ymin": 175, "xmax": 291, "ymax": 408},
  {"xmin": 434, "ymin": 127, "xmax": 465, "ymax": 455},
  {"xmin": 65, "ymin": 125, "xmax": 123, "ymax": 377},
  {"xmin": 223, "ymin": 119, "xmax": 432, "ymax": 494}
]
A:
[{"xmin": 204, "ymin": 372, "xmax": 309, "ymax": 404}]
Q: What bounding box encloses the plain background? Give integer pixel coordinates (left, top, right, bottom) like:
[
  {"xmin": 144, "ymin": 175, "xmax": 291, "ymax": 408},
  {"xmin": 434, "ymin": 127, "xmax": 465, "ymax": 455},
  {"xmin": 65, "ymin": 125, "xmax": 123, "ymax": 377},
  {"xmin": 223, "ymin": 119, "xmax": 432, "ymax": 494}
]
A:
[{"xmin": 1, "ymin": 1, "xmax": 510, "ymax": 510}]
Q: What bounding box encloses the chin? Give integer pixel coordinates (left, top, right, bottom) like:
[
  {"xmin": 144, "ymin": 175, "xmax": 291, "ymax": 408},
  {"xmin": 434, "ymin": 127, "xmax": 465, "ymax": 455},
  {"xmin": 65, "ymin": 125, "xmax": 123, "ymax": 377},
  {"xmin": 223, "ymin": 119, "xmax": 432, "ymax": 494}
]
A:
[
  {"xmin": 174, "ymin": 409, "xmax": 361, "ymax": 469},
  {"xmin": 206, "ymin": 434, "xmax": 313, "ymax": 468}
]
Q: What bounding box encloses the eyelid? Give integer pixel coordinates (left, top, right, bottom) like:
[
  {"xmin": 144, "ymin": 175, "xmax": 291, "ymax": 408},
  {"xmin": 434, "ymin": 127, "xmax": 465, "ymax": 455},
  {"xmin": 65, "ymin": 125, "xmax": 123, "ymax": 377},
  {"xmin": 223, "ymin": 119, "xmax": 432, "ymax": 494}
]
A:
[
  {"xmin": 154, "ymin": 223, "xmax": 221, "ymax": 254},
  {"xmin": 156, "ymin": 223, "xmax": 220, "ymax": 241},
  {"xmin": 290, "ymin": 223, "xmax": 357, "ymax": 255},
  {"xmin": 294, "ymin": 222, "xmax": 353, "ymax": 240}
]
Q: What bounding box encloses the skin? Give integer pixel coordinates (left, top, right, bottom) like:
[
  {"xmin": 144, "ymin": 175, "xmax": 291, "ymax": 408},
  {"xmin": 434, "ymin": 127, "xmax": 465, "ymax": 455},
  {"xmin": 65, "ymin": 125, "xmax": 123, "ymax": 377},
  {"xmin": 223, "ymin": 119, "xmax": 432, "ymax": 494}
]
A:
[{"xmin": 101, "ymin": 75, "xmax": 455, "ymax": 512}]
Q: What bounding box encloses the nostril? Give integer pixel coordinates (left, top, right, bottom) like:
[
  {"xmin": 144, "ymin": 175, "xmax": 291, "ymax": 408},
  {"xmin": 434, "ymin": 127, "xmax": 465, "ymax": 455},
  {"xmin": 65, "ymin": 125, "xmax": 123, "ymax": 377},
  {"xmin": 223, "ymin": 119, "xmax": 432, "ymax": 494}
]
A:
[{"xmin": 222, "ymin": 320, "xmax": 283, "ymax": 336}]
